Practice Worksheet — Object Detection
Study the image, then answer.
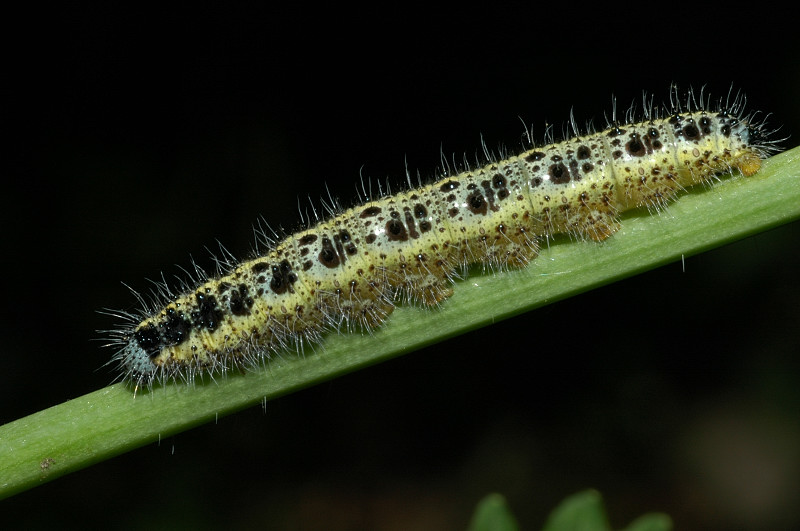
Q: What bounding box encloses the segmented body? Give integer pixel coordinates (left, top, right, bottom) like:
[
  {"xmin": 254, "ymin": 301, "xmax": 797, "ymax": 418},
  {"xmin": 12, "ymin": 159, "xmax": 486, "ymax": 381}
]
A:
[{"xmin": 110, "ymin": 96, "xmax": 773, "ymax": 388}]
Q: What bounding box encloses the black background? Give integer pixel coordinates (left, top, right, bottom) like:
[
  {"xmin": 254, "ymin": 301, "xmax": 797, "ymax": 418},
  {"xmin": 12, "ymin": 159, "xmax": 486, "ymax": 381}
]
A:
[{"xmin": 3, "ymin": 6, "xmax": 800, "ymax": 530}]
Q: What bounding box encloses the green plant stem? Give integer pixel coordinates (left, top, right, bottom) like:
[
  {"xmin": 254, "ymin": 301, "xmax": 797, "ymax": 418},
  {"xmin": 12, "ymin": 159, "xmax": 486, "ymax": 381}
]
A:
[{"xmin": 2, "ymin": 146, "xmax": 799, "ymax": 498}]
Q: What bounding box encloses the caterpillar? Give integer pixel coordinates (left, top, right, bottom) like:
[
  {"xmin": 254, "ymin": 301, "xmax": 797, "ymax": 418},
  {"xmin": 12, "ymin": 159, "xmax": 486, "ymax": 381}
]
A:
[{"xmin": 105, "ymin": 86, "xmax": 779, "ymax": 391}]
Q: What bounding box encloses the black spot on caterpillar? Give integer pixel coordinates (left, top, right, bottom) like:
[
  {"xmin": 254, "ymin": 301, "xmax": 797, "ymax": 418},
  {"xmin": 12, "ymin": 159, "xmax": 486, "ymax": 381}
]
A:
[{"xmin": 102, "ymin": 86, "xmax": 780, "ymax": 391}]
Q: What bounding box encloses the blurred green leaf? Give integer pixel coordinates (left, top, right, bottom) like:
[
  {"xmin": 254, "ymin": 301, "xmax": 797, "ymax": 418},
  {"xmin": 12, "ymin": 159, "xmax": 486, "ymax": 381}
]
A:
[
  {"xmin": 468, "ymin": 493, "xmax": 520, "ymax": 531},
  {"xmin": 542, "ymin": 490, "xmax": 610, "ymax": 531}
]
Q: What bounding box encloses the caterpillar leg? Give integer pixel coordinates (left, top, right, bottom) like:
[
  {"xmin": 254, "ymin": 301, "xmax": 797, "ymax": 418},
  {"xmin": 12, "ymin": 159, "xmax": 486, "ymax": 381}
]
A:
[
  {"xmin": 407, "ymin": 276, "xmax": 455, "ymax": 306},
  {"xmin": 314, "ymin": 271, "xmax": 396, "ymax": 329},
  {"xmin": 734, "ymin": 152, "xmax": 762, "ymax": 177},
  {"xmin": 571, "ymin": 189, "xmax": 621, "ymax": 242},
  {"xmin": 490, "ymin": 229, "xmax": 541, "ymax": 268}
]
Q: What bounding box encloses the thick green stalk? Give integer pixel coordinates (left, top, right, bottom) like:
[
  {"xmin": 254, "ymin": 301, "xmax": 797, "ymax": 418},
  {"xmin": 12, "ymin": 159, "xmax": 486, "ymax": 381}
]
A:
[{"xmin": 1, "ymin": 146, "xmax": 798, "ymax": 498}]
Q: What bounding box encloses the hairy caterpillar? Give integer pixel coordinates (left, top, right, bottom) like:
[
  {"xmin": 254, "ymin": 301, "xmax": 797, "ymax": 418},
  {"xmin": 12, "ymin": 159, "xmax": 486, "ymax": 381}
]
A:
[{"xmin": 105, "ymin": 87, "xmax": 779, "ymax": 391}]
